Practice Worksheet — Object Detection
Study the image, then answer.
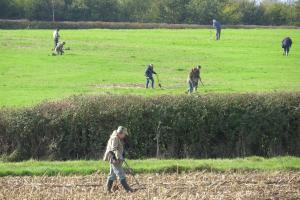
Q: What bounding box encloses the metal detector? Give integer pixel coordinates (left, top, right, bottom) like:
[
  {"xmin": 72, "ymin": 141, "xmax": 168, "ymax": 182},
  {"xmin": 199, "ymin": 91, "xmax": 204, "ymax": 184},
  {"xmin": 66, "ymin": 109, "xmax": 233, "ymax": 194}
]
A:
[{"xmin": 123, "ymin": 160, "xmax": 140, "ymax": 187}]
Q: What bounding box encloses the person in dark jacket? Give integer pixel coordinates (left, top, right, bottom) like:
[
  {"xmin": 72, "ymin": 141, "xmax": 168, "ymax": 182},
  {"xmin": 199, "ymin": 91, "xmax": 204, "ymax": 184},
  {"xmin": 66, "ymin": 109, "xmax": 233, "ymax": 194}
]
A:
[
  {"xmin": 282, "ymin": 37, "xmax": 293, "ymax": 56},
  {"xmin": 213, "ymin": 19, "xmax": 222, "ymax": 40},
  {"xmin": 145, "ymin": 64, "xmax": 157, "ymax": 89}
]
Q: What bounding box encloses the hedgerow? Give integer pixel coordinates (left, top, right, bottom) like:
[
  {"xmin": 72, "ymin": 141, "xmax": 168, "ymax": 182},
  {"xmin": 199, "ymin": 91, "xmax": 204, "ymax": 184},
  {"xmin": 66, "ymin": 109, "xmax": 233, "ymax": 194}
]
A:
[
  {"xmin": 0, "ymin": 20, "xmax": 299, "ymax": 30},
  {"xmin": 0, "ymin": 93, "xmax": 299, "ymax": 161}
]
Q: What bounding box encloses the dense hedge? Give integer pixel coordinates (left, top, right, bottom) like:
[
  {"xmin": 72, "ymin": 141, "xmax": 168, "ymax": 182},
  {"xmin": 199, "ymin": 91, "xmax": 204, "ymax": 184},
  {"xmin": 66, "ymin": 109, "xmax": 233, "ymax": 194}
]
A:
[
  {"xmin": 0, "ymin": 93, "xmax": 299, "ymax": 161},
  {"xmin": 0, "ymin": 20, "xmax": 299, "ymax": 30}
]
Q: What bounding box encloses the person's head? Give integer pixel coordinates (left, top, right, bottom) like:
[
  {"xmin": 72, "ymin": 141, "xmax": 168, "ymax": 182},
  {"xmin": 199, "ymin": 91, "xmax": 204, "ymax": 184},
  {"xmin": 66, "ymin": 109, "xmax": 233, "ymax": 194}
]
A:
[
  {"xmin": 57, "ymin": 28, "xmax": 60, "ymax": 32},
  {"xmin": 116, "ymin": 126, "xmax": 128, "ymax": 139},
  {"xmin": 149, "ymin": 64, "xmax": 154, "ymax": 69},
  {"xmin": 62, "ymin": 41, "xmax": 66, "ymax": 45},
  {"xmin": 213, "ymin": 19, "xmax": 216, "ymax": 23},
  {"xmin": 197, "ymin": 65, "xmax": 201, "ymax": 70}
]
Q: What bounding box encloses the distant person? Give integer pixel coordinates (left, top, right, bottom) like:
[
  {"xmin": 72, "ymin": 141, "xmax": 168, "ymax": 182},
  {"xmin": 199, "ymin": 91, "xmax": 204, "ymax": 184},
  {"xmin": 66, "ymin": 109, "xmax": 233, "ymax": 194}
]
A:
[
  {"xmin": 213, "ymin": 19, "xmax": 222, "ymax": 40},
  {"xmin": 282, "ymin": 37, "xmax": 293, "ymax": 56},
  {"xmin": 54, "ymin": 41, "xmax": 66, "ymax": 55},
  {"xmin": 53, "ymin": 28, "xmax": 60, "ymax": 49},
  {"xmin": 186, "ymin": 65, "xmax": 203, "ymax": 94},
  {"xmin": 187, "ymin": 68, "xmax": 195, "ymax": 94},
  {"xmin": 192, "ymin": 65, "xmax": 202, "ymax": 92},
  {"xmin": 145, "ymin": 64, "xmax": 157, "ymax": 89}
]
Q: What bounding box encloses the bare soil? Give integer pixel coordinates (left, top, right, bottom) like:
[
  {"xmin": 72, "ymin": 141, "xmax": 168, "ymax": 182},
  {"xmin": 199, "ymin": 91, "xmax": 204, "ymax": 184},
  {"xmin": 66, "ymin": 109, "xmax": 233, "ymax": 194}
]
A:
[{"xmin": 0, "ymin": 171, "xmax": 299, "ymax": 200}]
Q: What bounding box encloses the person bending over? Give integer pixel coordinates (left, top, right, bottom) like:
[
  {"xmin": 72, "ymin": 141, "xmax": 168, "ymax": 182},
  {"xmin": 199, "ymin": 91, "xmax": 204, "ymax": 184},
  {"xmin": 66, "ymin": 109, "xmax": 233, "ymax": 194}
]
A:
[{"xmin": 282, "ymin": 37, "xmax": 293, "ymax": 56}]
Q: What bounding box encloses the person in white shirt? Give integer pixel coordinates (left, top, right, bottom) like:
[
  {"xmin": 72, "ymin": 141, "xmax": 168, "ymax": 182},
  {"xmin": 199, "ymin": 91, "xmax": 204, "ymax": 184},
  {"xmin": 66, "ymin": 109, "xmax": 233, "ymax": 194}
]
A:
[{"xmin": 53, "ymin": 28, "xmax": 60, "ymax": 49}]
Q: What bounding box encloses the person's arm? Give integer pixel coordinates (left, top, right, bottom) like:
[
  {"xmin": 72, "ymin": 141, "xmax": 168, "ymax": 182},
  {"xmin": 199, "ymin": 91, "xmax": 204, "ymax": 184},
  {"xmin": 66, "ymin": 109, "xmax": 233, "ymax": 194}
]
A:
[{"xmin": 153, "ymin": 70, "xmax": 157, "ymax": 75}]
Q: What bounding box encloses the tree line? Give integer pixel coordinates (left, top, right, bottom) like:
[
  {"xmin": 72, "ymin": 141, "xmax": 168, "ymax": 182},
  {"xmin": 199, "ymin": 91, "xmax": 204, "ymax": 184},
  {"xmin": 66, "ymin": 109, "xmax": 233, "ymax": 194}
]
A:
[{"xmin": 0, "ymin": 0, "xmax": 300, "ymax": 26}]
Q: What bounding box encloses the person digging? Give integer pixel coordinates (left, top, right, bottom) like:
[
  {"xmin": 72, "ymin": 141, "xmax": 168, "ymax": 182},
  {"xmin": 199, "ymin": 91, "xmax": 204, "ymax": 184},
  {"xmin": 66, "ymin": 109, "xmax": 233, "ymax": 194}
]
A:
[
  {"xmin": 53, "ymin": 41, "xmax": 66, "ymax": 56},
  {"xmin": 103, "ymin": 126, "xmax": 134, "ymax": 193}
]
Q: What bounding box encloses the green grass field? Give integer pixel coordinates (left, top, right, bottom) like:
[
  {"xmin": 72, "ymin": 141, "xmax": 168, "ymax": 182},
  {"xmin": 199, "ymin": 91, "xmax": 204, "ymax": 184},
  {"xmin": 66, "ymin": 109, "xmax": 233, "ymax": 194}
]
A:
[
  {"xmin": 0, "ymin": 157, "xmax": 299, "ymax": 176},
  {"xmin": 0, "ymin": 29, "xmax": 299, "ymax": 107}
]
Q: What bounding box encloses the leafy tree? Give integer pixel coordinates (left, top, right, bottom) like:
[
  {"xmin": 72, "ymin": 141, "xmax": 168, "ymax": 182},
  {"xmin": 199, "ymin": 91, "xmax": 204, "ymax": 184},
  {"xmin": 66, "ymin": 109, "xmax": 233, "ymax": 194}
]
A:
[
  {"xmin": 186, "ymin": 0, "xmax": 228, "ymax": 24},
  {"xmin": 87, "ymin": 0, "xmax": 120, "ymax": 21},
  {"xmin": 238, "ymin": 0, "xmax": 265, "ymax": 25},
  {"xmin": 0, "ymin": 0, "xmax": 299, "ymax": 25},
  {"xmin": 296, "ymin": 0, "xmax": 300, "ymax": 23}
]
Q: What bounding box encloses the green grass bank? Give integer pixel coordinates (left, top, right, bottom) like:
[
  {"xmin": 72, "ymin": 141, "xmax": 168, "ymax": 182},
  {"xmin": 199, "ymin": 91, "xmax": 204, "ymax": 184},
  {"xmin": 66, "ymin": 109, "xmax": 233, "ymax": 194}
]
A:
[{"xmin": 0, "ymin": 157, "xmax": 299, "ymax": 176}]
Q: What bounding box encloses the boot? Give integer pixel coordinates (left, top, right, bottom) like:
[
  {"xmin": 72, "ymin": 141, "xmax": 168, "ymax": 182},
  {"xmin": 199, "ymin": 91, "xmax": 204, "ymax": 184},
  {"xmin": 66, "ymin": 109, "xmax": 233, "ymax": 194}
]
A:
[
  {"xmin": 120, "ymin": 179, "xmax": 134, "ymax": 193},
  {"xmin": 106, "ymin": 179, "xmax": 114, "ymax": 193}
]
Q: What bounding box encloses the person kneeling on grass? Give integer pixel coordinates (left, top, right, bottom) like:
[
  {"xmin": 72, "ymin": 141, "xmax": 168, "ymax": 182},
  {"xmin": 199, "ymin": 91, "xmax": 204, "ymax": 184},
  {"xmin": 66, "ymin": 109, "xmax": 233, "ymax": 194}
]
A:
[
  {"xmin": 103, "ymin": 126, "xmax": 134, "ymax": 193},
  {"xmin": 145, "ymin": 64, "xmax": 157, "ymax": 89},
  {"xmin": 54, "ymin": 41, "xmax": 66, "ymax": 55}
]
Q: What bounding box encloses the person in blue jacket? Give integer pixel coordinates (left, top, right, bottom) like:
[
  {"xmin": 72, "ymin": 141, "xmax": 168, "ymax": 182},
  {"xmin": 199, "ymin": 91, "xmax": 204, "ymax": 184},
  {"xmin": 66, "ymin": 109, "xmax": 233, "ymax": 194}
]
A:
[
  {"xmin": 145, "ymin": 64, "xmax": 157, "ymax": 89},
  {"xmin": 282, "ymin": 37, "xmax": 293, "ymax": 56},
  {"xmin": 213, "ymin": 19, "xmax": 222, "ymax": 40}
]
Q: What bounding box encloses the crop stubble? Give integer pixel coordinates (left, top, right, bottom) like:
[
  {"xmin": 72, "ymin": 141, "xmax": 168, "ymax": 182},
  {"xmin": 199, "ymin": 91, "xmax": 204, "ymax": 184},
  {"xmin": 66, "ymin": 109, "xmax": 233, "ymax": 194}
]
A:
[{"xmin": 0, "ymin": 171, "xmax": 299, "ymax": 200}]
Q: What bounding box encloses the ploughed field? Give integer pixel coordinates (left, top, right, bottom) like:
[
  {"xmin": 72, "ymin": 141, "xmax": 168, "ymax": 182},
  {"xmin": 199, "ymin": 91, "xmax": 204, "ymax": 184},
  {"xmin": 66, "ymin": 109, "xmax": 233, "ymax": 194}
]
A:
[
  {"xmin": 1, "ymin": 171, "xmax": 299, "ymax": 200},
  {"xmin": 0, "ymin": 29, "xmax": 299, "ymax": 107}
]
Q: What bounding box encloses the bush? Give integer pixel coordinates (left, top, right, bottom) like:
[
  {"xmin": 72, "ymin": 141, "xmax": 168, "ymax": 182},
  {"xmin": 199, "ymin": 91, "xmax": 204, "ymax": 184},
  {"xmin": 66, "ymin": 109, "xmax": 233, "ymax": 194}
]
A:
[
  {"xmin": 0, "ymin": 93, "xmax": 299, "ymax": 161},
  {"xmin": 0, "ymin": 20, "xmax": 299, "ymax": 30}
]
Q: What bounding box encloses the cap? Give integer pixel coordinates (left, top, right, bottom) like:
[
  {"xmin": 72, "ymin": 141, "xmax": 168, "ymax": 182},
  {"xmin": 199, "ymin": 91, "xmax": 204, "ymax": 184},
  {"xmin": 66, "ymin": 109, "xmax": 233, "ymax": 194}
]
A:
[{"xmin": 117, "ymin": 126, "xmax": 128, "ymax": 135}]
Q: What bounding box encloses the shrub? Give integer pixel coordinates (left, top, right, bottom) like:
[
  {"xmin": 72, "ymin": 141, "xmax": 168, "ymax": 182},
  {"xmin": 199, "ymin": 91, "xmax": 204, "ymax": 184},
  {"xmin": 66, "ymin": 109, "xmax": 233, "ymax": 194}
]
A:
[
  {"xmin": 0, "ymin": 20, "xmax": 299, "ymax": 30},
  {"xmin": 0, "ymin": 93, "xmax": 299, "ymax": 161}
]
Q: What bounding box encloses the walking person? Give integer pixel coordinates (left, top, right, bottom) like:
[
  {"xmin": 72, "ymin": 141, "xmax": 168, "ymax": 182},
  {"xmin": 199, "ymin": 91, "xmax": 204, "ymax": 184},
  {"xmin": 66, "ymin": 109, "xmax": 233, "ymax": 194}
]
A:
[
  {"xmin": 145, "ymin": 64, "xmax": 157, "ymax": 89},
  {"xmin": 103, "ymin": 126, "xmax": 134, "ymax": 193},
  {"xmin": 187, "ymin": 68, "xmax": 195, "ymax": 94},
  {"xmin": 53, "ymin": 28, "xmax": 60, "ymax": 49},
  {"xmin": 213, "ymin": 19, "xmax": 222, "ymax": 40},
  {"xmin": 282, "ymin": 37, "xmax": 293, "ymax": 56}
]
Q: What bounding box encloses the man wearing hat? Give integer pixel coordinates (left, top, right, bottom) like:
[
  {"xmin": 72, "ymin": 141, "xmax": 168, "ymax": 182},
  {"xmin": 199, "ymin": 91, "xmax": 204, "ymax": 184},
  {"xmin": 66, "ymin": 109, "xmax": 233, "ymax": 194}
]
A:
[{"xmin": 103, "ymin": 126, "xmax": 133, "ymax": 193}]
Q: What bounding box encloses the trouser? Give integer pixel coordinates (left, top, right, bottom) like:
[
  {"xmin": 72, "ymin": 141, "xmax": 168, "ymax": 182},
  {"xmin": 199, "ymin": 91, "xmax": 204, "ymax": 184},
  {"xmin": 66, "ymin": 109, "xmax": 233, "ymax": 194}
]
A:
[
  {"xmin": 146, "ymin": 77, "xmax": 154, "ymax": 88},
  {"xmin": 216, "ymin": 29, "xmax": 221, "ymax": 40},
  {"xmin": 187, "ymin": 80, "xmax": 194, "ymax": 93},
  {"xmin": 108, "ymin": 163, "xmax": 126, "ymax": 181},
  {"xmin": 54, "ymin": 39, "xmax": 58, "ymax": 49},
  {"xmin": 283, "ymin": 46, "xmax": 290, "ymax": 56}
]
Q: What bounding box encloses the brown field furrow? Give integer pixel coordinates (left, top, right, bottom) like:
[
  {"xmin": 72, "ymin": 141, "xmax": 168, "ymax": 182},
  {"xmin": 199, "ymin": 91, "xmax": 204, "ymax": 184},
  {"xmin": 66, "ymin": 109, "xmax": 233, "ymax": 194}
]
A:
[{"xmin": 0, "ymin": 171, "xmax": 299, "ymax": 200}]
